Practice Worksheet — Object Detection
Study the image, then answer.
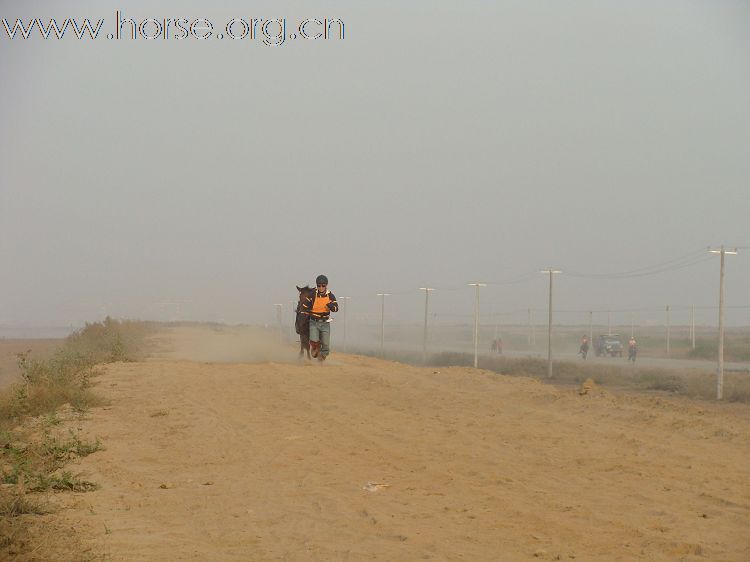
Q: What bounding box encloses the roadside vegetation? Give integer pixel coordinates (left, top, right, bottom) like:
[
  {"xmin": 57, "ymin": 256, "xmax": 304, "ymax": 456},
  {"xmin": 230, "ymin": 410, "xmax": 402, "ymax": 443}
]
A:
[
  {"xmin": 687, "ymin": 337, "xmax": 750, "ymax": 362},
  {"xmin": 0, "ymin": 318, "xmax": 152, "ymax": 561},
  {"xmin": 373, "ymin": 324, "xmax": 750, "ymax": 363},
  {"xmin": 355, "ymin": 348, "xmax": 750, "ymax": 403}
]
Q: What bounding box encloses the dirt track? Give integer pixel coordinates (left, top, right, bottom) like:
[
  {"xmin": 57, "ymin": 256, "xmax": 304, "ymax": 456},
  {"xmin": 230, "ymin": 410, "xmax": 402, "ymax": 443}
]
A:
[{"xmin": 58, "ymin": 326, "xmax": 750, "ymax": 561}]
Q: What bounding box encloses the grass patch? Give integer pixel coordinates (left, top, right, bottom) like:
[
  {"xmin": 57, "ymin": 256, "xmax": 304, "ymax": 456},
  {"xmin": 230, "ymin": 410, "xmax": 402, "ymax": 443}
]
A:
[
  {"xmin": 0, "ymin": 318, "xmax": 152, "ymax": 560},
  {"xmin": 36, "ymin": 471, "xmax": 99, "ymax": 493},
  {"xmin": 634, "ymin": 372, "xmax": 685, "ymax": 393},
  {"xmin": 2, "ymin": 429, "xmax": 102, "ymax": 491},
  {"xmin": 0, "ymin": 491, "xmax": 47, "ymax": 517},
  {"xmin": 688, "ymin": 337, "xmax": 750, "ymax": 362},
  {"xmin": 0, "ymin": 317, "xmax": 152, "ymax": 432},
  {"xmin": 65, "ymin": 317, "xmax": 152, "ymax": 363}
]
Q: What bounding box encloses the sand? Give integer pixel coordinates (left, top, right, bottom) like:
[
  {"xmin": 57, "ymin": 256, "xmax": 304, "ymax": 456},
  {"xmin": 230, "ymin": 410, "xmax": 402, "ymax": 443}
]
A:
[{"xmin": 54, "ymin": 326, "xmax": 750, "ymax": 561}]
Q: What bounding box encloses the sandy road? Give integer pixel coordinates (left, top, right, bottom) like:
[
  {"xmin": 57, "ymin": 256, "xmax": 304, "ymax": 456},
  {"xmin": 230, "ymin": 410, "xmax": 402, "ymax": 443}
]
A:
[{"xmin": 58, "ymin": 326, "xmax": 750, "ymax": 561}]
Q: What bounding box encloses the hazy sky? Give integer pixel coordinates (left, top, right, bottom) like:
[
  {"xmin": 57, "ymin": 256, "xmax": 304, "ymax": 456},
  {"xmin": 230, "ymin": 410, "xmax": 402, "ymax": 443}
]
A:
[{"xmin": 1, "ymin": 0, "xmax": 749, "ymax": 332}]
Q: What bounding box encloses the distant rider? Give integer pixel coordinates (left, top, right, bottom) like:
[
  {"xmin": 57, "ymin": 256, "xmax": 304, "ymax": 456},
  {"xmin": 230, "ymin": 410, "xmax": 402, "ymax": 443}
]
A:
[
  {"xmin": 579, "ymin": 335, "xmax": 589, "ymax": 360},
  {"xmin": 309, "ymin": 274, "xmax": 338, "ymax": 361},
  {"xmin": 628, "ymin": 337, "xmax": 637, "ymax": 362}
]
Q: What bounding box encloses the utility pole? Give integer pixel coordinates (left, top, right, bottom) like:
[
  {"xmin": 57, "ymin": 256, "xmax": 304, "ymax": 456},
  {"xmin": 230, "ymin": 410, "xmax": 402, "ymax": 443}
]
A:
[
  {"xmin": 376, "ymin": 293, "xmax": 391, "ymax": 357},
  {"xmin": 607, "ymin": 309, "xmax": 612, "ymax": 336},
  {"xmin": 589, "ymin": 310, "xmax": 593, "ymax": 345},
  {"xmin": 690, "ymin": 304, "xmax": 696, "ymax": 350},
  {"xmin": 468, "ymin": 283, "xmax": 486, "ymax": 368},
  {"xmin": 709, "ymin": 246, "xmax": 738, "ymax": 400},
  {"xmin": 541, "ymin": 270, "xmax": 561, "ymax": 378},
  {"xmin": 630, "ymin": 312, "xmax": 634, "ymax": 338},
  {"xmin": 340, "ymin": 296, "xmax": 351, "ymax": 353},
  {"xmin": 419, "ymin": 288, "xmax": 435, "ymax": 364},
  {"xmin": 666, "ymin": 305, "xmax": 671, "ymax": 356}
]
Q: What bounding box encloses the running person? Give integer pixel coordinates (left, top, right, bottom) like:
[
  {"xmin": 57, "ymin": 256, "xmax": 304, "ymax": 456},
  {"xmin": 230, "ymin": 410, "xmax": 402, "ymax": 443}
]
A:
[{"xmin": 309, "ymin": 274, "xmax": 338, "ymax": 361}]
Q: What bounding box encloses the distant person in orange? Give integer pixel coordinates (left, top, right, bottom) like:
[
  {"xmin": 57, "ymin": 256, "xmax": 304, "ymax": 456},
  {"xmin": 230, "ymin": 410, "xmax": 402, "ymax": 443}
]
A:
[
  {"xmin": 308, "ymin": 274, "xmax": 338, "ymax": 361},
  {"xmin": 579, "ymin": 335, "xmax": 589, "ymax": 360},
  {"xmin": 628, "ymin": 336, "xmax": 637, "ymax": 362}
]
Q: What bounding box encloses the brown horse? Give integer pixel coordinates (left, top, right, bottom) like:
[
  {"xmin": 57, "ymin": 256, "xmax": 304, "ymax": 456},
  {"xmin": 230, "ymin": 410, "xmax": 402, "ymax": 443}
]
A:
[{"xmin": 295, "ymin": 285, "xmax": 315, "ymax": 359}]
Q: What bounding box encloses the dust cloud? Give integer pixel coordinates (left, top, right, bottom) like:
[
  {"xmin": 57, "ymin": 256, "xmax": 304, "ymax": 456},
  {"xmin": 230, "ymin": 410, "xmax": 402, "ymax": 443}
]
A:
[{"xmin": 148, "ymin": 325, "xmax": 302, "ymax": 365}]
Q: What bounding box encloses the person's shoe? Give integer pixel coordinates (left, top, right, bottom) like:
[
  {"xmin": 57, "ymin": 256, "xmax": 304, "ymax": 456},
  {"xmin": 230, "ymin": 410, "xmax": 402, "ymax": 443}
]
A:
[
  {"xmin": 318, "ymin": 355, "xmax": 326, "ymax": 362},
  {"xmin": 310, "ymin": 342, "xmax": 320, "ymax": 358}
]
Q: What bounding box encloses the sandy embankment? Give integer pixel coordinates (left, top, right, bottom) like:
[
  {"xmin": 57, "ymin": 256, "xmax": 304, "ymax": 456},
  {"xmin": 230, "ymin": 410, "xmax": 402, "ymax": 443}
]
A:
[{"xmin": 57, "ymin": 326, "xmax": 750, "ymax": 561}]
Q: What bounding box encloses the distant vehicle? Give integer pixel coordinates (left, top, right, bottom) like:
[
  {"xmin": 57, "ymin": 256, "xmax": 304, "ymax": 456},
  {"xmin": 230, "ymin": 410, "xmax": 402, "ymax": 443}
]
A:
[{"xmin": 594, "ymin": 334, "xmax": 623, "ymax": 357}]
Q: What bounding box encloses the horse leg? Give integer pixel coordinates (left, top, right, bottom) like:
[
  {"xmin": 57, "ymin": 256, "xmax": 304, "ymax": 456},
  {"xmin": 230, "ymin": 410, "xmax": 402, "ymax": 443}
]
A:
[{"xmin": 304, "ymin": 324, "xmax": 312, "ymax": 359}]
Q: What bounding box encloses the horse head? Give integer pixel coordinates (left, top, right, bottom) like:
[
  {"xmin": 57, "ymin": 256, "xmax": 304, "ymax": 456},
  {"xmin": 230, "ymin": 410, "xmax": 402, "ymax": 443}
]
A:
[{"xmin": 296, "ymin": 285, "xmax": 315, "ymax": 309}]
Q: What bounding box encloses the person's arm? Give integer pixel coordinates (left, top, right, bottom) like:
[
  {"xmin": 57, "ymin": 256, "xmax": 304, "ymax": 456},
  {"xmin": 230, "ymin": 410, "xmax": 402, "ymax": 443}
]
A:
[{"xmin": 327, "ymin": 293, "xmax": 339, "ymax": 312}]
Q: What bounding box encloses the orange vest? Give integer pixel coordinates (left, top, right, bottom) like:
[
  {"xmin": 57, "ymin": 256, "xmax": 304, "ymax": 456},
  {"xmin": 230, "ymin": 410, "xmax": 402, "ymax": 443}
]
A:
[{"xmin": 311, "ymin": 292, "xmax": 332, "ymax": 316}]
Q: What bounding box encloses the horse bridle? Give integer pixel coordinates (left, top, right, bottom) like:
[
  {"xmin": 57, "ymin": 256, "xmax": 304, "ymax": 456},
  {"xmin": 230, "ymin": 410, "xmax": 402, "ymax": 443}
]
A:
[{"xmin": 297, "ymin": 293, "xmax": 314, "ymax": 315}]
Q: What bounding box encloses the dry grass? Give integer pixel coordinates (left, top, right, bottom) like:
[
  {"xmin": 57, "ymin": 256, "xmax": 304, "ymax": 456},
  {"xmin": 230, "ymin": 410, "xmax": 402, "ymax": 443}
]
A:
[
  {"xmin": 0, "ymin": 318, "xmax": 153, "ymax": 433},
  {"xmin": 0, "ymin": 489, "xmax": 47, "ymax": 517},
  {"xmin": 0, "ymin": 318, "xmax": 152, "ymax": 561},
  {"xmin": 688, "ymin": 337, "xmax": 750, "ymax": 362}
]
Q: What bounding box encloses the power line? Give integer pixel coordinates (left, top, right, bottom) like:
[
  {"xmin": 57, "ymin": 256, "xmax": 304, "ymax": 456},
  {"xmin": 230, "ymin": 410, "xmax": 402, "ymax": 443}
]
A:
[
  {"xmin": 484, "ymin": 271, "xmax": 540, "ymax": 286},
  {"xmin": 566, "ymin": 248, "xmax": 712, "ymax": 279}
]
